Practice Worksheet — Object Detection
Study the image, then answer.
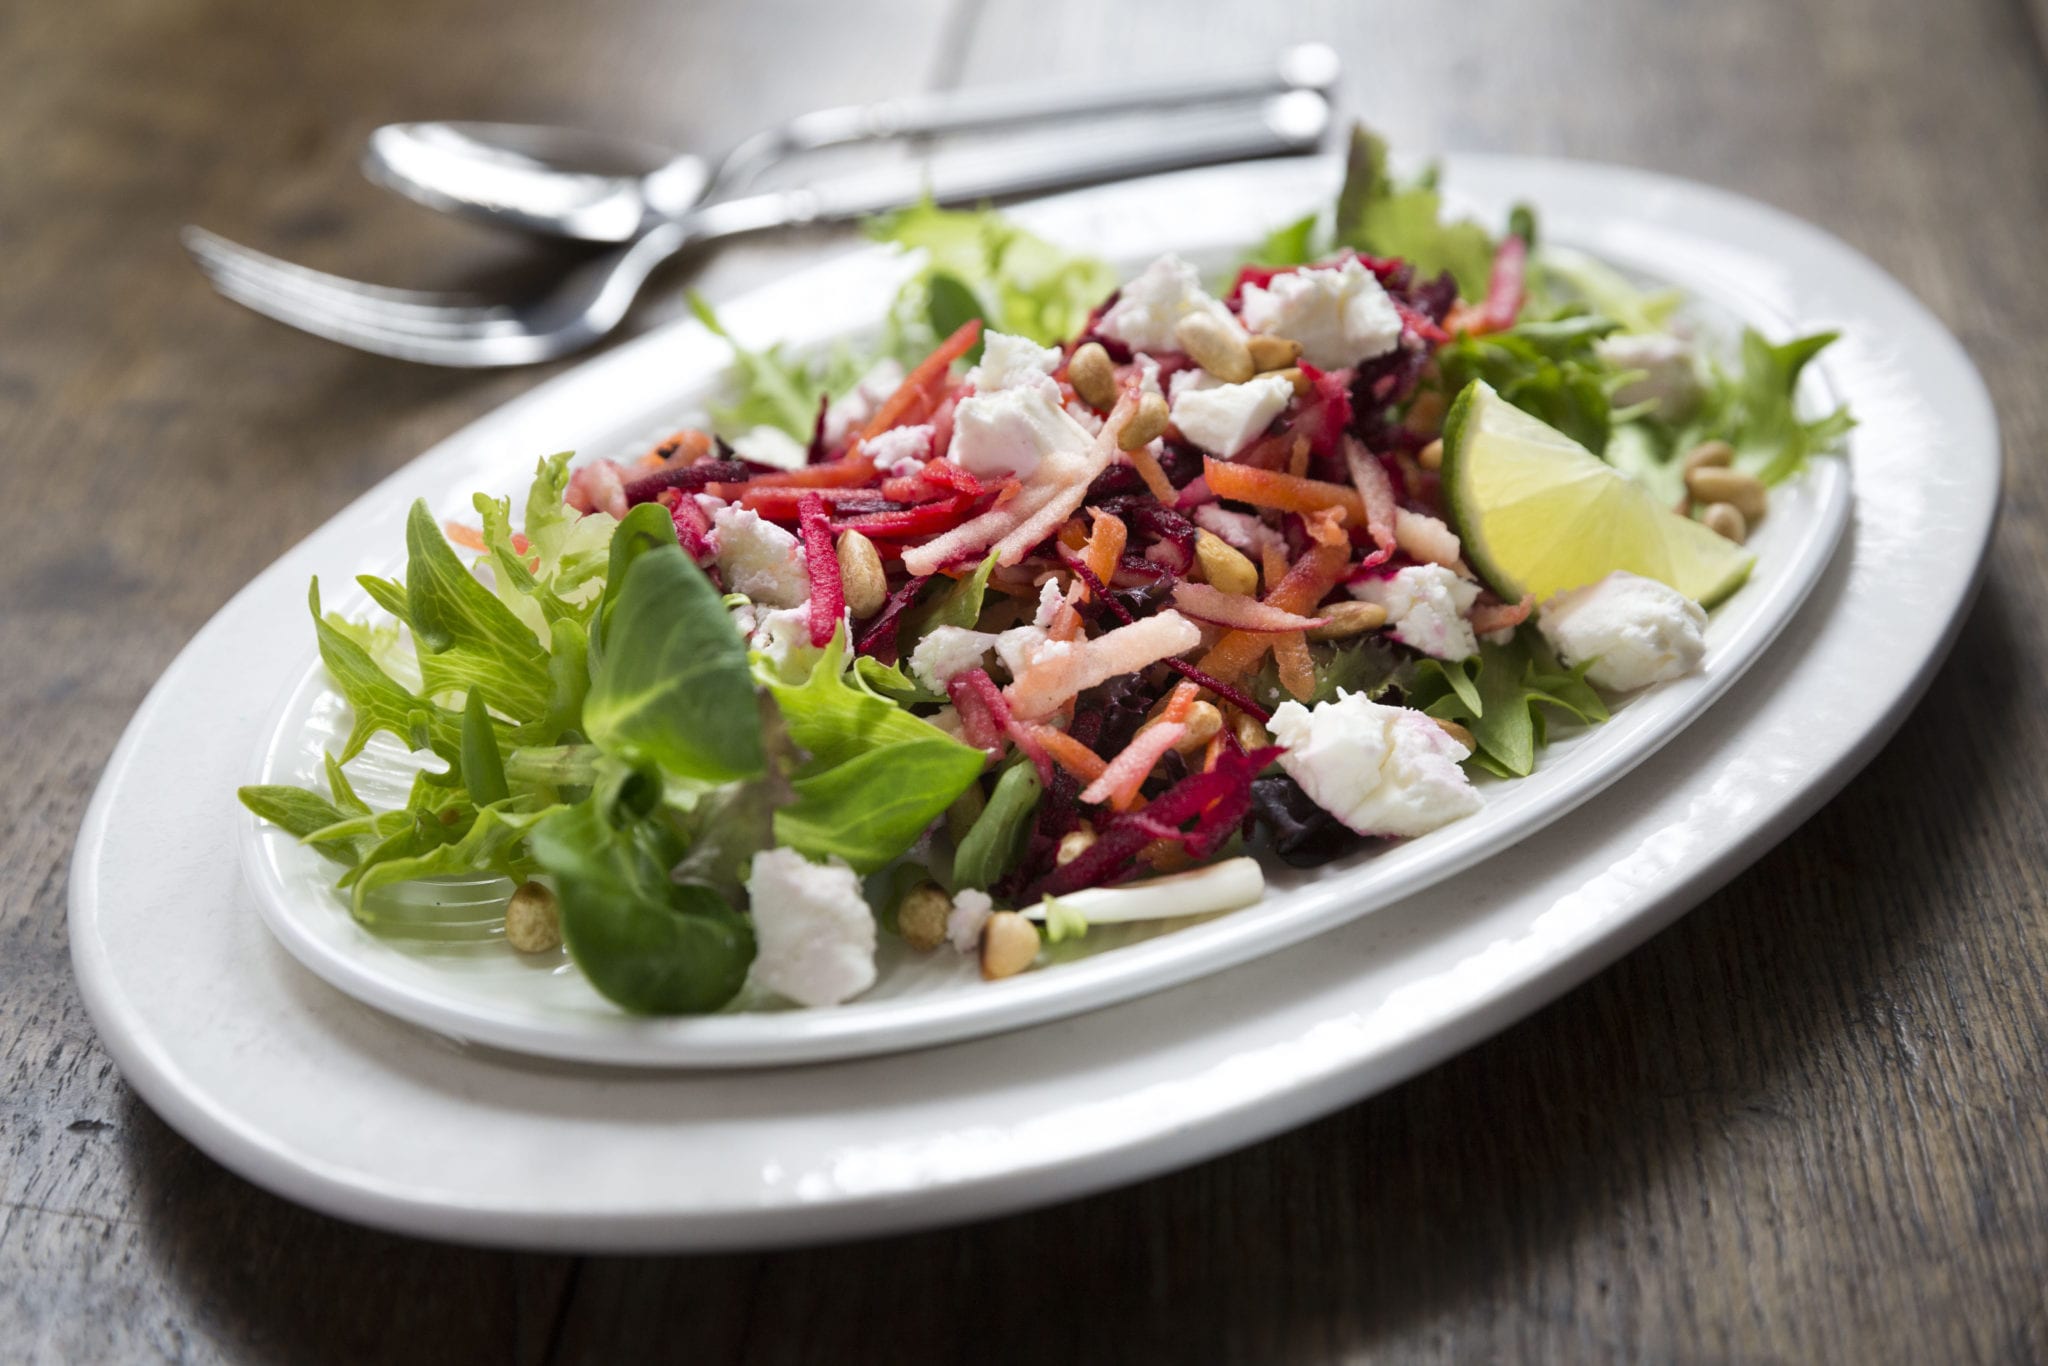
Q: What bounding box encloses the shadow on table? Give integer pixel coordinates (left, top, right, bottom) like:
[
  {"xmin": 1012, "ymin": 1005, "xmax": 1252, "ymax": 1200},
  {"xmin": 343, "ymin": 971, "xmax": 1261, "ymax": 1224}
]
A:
[{"xmin": 126, "ymin": 579, "xmax": 2024, "ymax": 1365}]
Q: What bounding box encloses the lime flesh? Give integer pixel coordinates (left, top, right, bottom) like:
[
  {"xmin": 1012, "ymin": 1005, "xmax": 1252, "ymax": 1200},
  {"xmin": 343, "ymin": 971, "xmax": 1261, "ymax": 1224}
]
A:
[{"xmin": 1439, "ymin": 381, "xmax": 1755, "ymax": 608}]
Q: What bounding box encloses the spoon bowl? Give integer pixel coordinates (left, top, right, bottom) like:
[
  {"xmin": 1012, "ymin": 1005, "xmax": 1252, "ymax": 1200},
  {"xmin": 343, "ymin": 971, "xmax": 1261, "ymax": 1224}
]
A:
[{"xmin": 362, "ymin": 121, "xmax": 709, "ymax": 243}]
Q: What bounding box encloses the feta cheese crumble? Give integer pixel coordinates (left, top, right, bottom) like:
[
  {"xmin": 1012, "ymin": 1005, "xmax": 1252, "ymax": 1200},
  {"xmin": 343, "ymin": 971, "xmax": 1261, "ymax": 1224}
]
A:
[
  {"xmin": 712, "ymin": 504, "xmax": 809, "ymax": 608},
  {"xmin": 909, "ymin": 625, "xmax": 999, "ymax": 692},
  {"xmin": 1096, "ymin": 253, "xmax": 1243, "ymax": 354},
  {"xmin": 1270, "ymin": 692, "xmax": 1483, "ymax": 838},
  {"xmin": 1594, "ymin": 332, "xmax": 1702, "ymax": 418},
  {"xmin": 1350, "ymin": 564, "xmax": 1481, "ymax": 661},
  {"xmin": 864, "ymin": 423, "xmax": 933, "ymax": 474},
  {"xmin": 1169, "ymin": 373, "xmax": 1293, "ymax": 458},
  {"xmin": 949, "ymin": 382, "xmax": 1096, "ymax": 481},
  {"xmin": 1238, "ymin": 258, "xmax": 1403, "ymax": 370},
  {"xmin": 946, "ymin": 888, "xmax": 994, "ymax": 953},
  {"xmin": 1538, "ymin": 570, "xmax": 1708, "ymax": 691},
  {"xmin": 745, "ymin": 848, "xmax": 877, "ymax": 1008},
  {"xmin": 968, "ymin": 330, "xmax": 1062, "ymax": 395},
  {"xmin": 746, "ymin": 604, "xmax": 820, "ymax": 682}
]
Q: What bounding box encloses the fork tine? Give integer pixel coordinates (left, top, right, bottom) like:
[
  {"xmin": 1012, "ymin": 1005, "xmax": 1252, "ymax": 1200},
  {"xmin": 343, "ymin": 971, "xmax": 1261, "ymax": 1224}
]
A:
[
  {"xmin": 180, "ymin": 227, "xmax": 525, "ymax": 328},
  {"xmin": 189, "ymin": 244, "xmax": 564, "ymax": 366}
]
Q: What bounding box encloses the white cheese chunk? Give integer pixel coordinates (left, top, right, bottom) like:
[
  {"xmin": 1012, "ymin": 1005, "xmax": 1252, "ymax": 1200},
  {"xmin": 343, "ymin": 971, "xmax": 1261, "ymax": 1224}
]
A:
[
  {"xmin": 745, "ymin": 848, "xmax": 877, "ymax": 1008},
  {"xmin": 1238, "ymin": 258, "xmax": 1403, "ymax": 370},
  {"xmin": 908, "ymin": 625, "xmax": 999, "ymax": 693},
  {"xmin": 1594, "ymin": 332, "xmax": 1702, "ymax": 417},
  {"xmin": 1096, "ymin": 253, "xmax": 1243, "ymax": 353},
  {"xmin": 1270, "ymin": 692, "xmax": 1482, "ymax": 838},
  {"xmin": 1350, "ymin": 564, "xmax": 1481, "ymax": 661},
  {"xmin": 1169, "ymin": 373, "xmax": 1293, "ymax": 458},
  {"xmin": 864, "ymin": 423, "xmax": 933, "ymax": 475},
  {"xmin": 949, "ymin": 382, "xmax": 1097, "ymax": 481},
  {"xmin": 1538, "ymin": 570, "xmax": 1708, "ymax": 691},
  {"xmin": 946, "ymin": 888, "xmax": 994, "ymax": 953},
  {"xmin": 968, "ymin": 330, "xmax": 1062, "ymax": 394},
  {"xmin": 712, "ymin": 504, "xmax": 810, "ymax": 609}
]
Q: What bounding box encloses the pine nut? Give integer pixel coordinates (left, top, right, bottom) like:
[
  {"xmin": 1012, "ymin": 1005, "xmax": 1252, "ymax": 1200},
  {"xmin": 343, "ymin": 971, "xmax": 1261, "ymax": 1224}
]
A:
[
  {"xmin": 1682, "ymin": 439, "xmax": 1735, "ymax": 475},
  {"xmin": 1274, "ymin": 366, "xmax": 1310, "ymax": 397},
  {"xmin": 1701, "ymin": 501, "xmax": 1749, "ymax": 544},
  {"xmin": 1685, "ymin": 466, "xmax": 1766, "ymax": 521},
  {"xmin": 1174, "ymin": 312, "xmax": 1255, "ymax": 382},
  {"xmin": 896, "ymin": 881, "xmax": 952, "ymax": 952},
  {"xmin": 1417, "ymin": 438, "xmax": 1444, "ymax": 472},
  {"xmin": 1056, "ymin": 825, "xmax": 1097, "ymax": 866},
  {"xmin": 503, "ymin": 881, "xmax": 561, "ymax": 954},
  {"xmin": 1231, "ymin": 709, "xmax": 1270, "ymax": 752},
  {"xmin": 836, "ymin": 530, "xmax": 888, "ymax": 617},
  {"xmin": 1246, "ymin": 334, "xmax": 1303, "ymax": 373},
  {"xmin": 1172, "ymin": 701, "xmax": 1223, "ymax": 753},
  {"xmin": 1433, "ymin": 717, "xmax": 1476, "ymax": 751},
  {"xmin": 1194, "ymin": 530, "xmax": 1258, "ymax": 596},
  {"xmin": 1118, "ymin": 392, "xmax": 1170, "ymax": 451},
  {"xmin": 980, "ymin": 911, "xmax": 1040, "ymax": 980},
  {"xmin": 1306, "ymin": 600, "xmax": 1389, "ymax": 641},
  {"xmin": 1067, "ymin": 342, "xmax": 1117, "ymax": 410}
]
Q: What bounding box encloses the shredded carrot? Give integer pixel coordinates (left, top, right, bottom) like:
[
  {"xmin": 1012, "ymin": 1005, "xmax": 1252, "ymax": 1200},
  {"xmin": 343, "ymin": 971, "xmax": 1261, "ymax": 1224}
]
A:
[
  {"xmin": 1032, "ymin": 725, "xmax": 1109, "ymax": 783},
  {"xmin": 443, "ymin": 521, "xmax": 486, "ymax": 552},
  {"xmin": 1287, "ymin": 435, "xmax": 1312, "ymax": 480},
  {"xmin": 1057, "ymin": 519, "xmax": 1088, "ymax": 552},
  {"xmin": 1082, "ymin": 720, "xmax": 1187, "ymax": 811},
  {"xmin": 1196, "ymin": 533, "xmax": 1351, "ymax": 683},
  {"xmin": 1125, "ymin": 442, "xmax": 1179, "ymax": 506},
  {"xmin": 1078, "ymin": 508, "xmax": 1128, "ymax": 602},
  {"xmin": 713, "ymin": 455, "xmax": 875, "ymax": 497},
  {"xmin": 1201, "ymin": 733, "xmax": 1225, "ymax": 773},
  {"xmin": 1203, "ymin": 457, "xmax": 1367, "ymax": 526},
  {"xmin": 1161, "ymin": 680, "xmax": 1199, "ymax": 723},
  {"xmin": 1273, "ymin": 632, "xmax": 1315, "ymax": 700},
  {"xmin": 862, "ymin": 319, "xmax": 983, "ymax": 440},
  {"xmin": 1259, "ymin": 539, "xmax": 1289, "ymax": 591}
]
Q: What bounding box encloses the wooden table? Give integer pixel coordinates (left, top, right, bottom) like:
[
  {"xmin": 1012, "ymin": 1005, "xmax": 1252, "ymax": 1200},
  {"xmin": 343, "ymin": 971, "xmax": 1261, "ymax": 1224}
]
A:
[{"xmin": 5, "ymin": 0, "xmax": 2044, "ymax": 1359}]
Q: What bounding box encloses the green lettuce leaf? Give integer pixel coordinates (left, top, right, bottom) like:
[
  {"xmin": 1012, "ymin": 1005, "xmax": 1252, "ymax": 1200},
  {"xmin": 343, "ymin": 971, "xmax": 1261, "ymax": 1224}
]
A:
[
  {"xmin": 953, "ymin": 758, "xmax": 1041, "ymax": 891},
  {"xmin": 687, "ymin": 293, "xmax": 869, "ymax": 440},
  {"xmin": 868, "ymin": 201, "xmax": 1117, "ymax": 356},
  {"xmin": 397, "ymin": 500, "xmax": 554, "ymax": 722},
  {"xmin": 1410, "ymin": 631, "xmax": 1610, "ymax": 778},
  {"xmin": 583, "ymin": 544, "xmax": 765, "ymax": 785},
  {"xmin": 529, "ymin": 795, "xmax": 755, "ymax": 1015},
  {"xmin": 1333, "ymin": 125, "xmax": 1497, "ymax": 299}
]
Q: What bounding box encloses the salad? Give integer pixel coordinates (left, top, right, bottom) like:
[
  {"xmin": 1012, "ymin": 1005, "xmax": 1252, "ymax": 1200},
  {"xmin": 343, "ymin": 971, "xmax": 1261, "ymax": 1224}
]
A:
[{"xmin": 241, "ymin": 125, "xmax": 1851, "ymax": 1014}]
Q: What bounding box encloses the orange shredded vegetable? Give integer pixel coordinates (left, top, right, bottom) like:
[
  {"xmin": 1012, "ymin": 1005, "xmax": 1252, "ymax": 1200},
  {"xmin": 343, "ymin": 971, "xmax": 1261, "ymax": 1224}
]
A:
[
  {"xmin": 1078, "ymin": 508, "xmax": 1127, "ymax": 601},
  {"xmin": 1203, "ymin": 457, "xmax": 1367, "ymax": 526},
  {"xmin": 1031, "ymin": 725, "xmax": 1109, "ymax": 783},
  {"xmin": 861, "ymin": 319, "xmax": 982, "ymax": 441},
  {"xmin": 1196, "ymin": 511, "xmax": 1351, "ymax": 683},
  {"xmin": 443, "ymin": 521, "xmax": 487, "ymax": 552},
  {"xmin": 1273, "ymin": 632, "xmax": 1315, "ymax": 700},
  {"xmin": 1125, "ymin": 442, "xmax": 1179, "ymax": 506}
]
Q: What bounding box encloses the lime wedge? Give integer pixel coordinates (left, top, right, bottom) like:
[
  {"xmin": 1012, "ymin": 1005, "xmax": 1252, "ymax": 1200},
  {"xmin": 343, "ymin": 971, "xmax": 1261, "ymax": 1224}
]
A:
[{"xmin": 1440, "ymin": 381, "xmax": 1754, "ymax": 608}]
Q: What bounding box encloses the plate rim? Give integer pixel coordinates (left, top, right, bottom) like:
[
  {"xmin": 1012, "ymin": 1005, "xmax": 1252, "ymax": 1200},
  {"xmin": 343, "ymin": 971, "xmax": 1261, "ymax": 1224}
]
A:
[{"xmin": 67, "ymin": 151, "xmax": 2000, "ymax": 1250}]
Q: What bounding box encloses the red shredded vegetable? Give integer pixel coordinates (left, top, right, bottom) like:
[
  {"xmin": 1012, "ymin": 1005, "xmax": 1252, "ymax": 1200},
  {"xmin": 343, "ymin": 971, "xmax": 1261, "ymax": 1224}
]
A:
[{"xmin": 796, "ymin": 493, "xmax": 843, "ymax": 647}]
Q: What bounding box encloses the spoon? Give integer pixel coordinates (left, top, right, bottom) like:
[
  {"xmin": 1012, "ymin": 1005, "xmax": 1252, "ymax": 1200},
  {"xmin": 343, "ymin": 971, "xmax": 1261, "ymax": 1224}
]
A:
[{"xmin": 362, "ymin": 43, "xmax": 1341, "ymax": 244}]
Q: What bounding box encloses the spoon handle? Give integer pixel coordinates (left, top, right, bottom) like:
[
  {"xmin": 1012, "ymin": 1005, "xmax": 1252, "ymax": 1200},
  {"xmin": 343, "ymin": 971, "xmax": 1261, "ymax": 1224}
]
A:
[
  {"xmin": 713, "ymin": 44, "xmax": 1340, "ymax": 193},
  {"xmin": 688, "ymin": 92, "xmax": 1330, "ymax": 242}
]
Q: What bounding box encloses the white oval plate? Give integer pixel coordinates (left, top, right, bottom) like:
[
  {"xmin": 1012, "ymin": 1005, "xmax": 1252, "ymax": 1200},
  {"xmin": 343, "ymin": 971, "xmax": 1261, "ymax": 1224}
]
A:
[
  {"xmin": 236, "ymin": 161, "xmax": 1852, "ymax": 1068},
  {"xmin": 69, "ymin": 155, "xmax": 1996, "ymax": 1250}
]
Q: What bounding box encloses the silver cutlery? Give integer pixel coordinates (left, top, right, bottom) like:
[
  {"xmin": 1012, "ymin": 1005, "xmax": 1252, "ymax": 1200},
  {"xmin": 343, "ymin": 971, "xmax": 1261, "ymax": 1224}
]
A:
[
  {"xmin": 185, "ymin": 91, "xmax": 1331, "ymax": 367},
  {"xmin": 361, "ymin": 43, "xmax": 1340, "ymax": 242}
]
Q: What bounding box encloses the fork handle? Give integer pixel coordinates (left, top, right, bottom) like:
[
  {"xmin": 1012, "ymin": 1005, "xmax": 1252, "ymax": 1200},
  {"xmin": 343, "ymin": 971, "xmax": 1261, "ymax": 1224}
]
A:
[
  {"xmin": 687, "ymin": 92, "xmax": 1330, "ymax": 242},
  {"xmin": 712, "ymin": 44, "xmax": 1339, "ymax": 193}
]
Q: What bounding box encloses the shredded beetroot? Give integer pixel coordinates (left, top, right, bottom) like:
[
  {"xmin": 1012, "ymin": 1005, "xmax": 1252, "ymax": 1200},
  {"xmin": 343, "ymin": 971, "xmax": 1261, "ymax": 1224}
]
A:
[
  {"xmin": 806, "ymin": 393, "xmax": 832, "ymax": 463},
  {"xmin": 655, "ymin": 489, "xmax": 717, "ymax": 563},
  {"xmin": 852, "ymin": 573, "xmax": 930, "ymax": 663},
  {"xmin": 621, "ymin": 458, "xmax": 752, "ymax": 507},
  {"xmin": 1028, "ymin": 744, "xmax": 1282, "ymax": 896},
  {"xmin": 831, "ymin": 494, "xmax": 975, "ymax": 539},
  {"xmin": 797, "ymin": 493, "xmax": 845, "ymax": 648},
  {"xmin": 949, "ymin": 668, "xmax": 1054, "ymax": 787}
]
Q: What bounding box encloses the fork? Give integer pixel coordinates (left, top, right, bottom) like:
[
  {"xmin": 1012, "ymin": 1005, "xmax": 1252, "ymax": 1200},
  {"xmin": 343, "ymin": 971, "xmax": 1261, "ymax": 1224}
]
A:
[{"xmin": 184, "ymin": 92, "xmax": 1330, "ymax": 367}]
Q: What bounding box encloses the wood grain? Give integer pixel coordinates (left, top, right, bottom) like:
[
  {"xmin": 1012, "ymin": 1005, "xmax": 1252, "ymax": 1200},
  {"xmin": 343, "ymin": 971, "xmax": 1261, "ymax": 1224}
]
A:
[{"xmin": 3, "ymin": 0, "xmax": 2045, "ymax": 1360}]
